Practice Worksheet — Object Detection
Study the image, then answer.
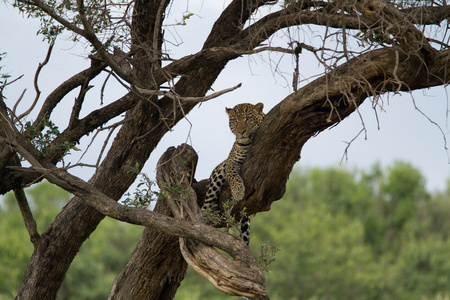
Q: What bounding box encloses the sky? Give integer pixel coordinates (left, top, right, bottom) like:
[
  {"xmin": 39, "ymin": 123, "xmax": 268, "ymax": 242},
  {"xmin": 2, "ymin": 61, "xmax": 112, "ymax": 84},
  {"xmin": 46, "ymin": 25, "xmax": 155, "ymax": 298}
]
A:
[{"xmin": 1, "ymin": 0, "xmax": 449, "ymax": 195}]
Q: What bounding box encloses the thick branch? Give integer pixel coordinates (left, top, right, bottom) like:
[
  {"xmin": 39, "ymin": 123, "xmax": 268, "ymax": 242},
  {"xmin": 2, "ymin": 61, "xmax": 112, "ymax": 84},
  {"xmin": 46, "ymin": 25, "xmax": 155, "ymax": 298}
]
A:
[
  {"xmin": 130, "ymin": 0, "xmax": 171, "ymax": 83},
  {"xmin": 32, "ymin": 59, "xmax": 105, "ymax": 130},
  {"xmin": 0, "ymin": 117, "xmax": 252, "ymax": 260},
  {"xmin": 402, "ymin": 5, "xmax": 450, "ymax": 25},
  {"xmin": 180, "ymin": 239, "xmax": 268, "ymax": 299},
  {"xmin": 235, "ymin": 47, "xmax": 450, "ymax": 215},
  {"xmin": 230, "ymin": 2, "xmax": 450, "ymax": 51},
  {"xmin": 154, "ymin": 144, "xmax": 267, "ymax": 299}
]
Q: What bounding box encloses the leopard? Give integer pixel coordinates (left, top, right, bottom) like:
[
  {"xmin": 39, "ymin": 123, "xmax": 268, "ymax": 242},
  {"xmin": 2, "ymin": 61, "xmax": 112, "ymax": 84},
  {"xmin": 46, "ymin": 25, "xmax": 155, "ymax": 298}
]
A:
[{"xmin": 202, "ymin": 102, "xmax": 265, "ymax": 245}]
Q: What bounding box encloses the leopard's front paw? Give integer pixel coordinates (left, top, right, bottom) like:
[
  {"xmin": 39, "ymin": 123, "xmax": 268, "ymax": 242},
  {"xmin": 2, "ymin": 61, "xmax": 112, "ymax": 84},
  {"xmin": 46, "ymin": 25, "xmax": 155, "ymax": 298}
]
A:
[{"xmin": 232, "ymin": 185, "xmax": 245, "ymax": 202}]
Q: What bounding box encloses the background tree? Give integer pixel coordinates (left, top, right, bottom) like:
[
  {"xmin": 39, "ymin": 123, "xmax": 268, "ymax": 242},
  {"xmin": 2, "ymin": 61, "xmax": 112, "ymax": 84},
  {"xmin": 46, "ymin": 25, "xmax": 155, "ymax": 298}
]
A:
[
  {"xmin": 1, "ymin": 0, "xmax": 450, "ymax": 298},
  {"xmin": 3, "ymin": 163, "xmax": 450, "ymax": 299}
]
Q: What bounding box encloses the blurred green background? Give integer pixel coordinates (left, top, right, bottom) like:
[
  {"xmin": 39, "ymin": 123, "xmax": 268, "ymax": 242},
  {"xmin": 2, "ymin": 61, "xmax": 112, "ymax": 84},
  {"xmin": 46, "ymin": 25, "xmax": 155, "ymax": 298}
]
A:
[{"xmin": 2, "ymin": 161, "xmax": 450, "ymax": 300}]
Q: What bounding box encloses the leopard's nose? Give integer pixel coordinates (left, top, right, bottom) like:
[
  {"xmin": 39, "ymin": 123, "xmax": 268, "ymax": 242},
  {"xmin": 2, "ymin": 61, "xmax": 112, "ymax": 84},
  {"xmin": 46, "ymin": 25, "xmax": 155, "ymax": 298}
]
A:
[{"xmin": 238, "ymin": 128, "xmax": 247, "ymax": 134}]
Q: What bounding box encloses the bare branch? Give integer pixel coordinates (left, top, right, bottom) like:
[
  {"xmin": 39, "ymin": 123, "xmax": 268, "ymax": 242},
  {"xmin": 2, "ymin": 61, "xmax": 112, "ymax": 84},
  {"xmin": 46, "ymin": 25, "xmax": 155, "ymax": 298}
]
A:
[
  {"xmin": 134, "ymin": 83, "xmax": 242, "ymax": 103},
  {"xmin": 32, "ymin": 60, "xmax": 105, "ymax": 131},
  {"xmin": 0, "ymin": 111, "xmax": 251, "ymax": 259},
  {"xmin": 68, "ymin": 80, "xmax": 93, "ymax": 129},
  {"xmin": 11, "ymin": 88, "xmax": 26, "ymax": 118},
  {"xmin": 14, "ymin": 189, "xmax": 41, "ymax": 247},
  {"xmin": 355, "ymin": 0, "xmax": 435, "ymax": 54},
  {"xmin": 340, "ymin": 128, "xmax": 365, "ymax": 164},
  {"xmin": 76, "ymin": 0, "xmax": 135, "ymax": 84},
  {"xmin": 16, "ymin": 42, "xmax": 54, "ymax": 122}
]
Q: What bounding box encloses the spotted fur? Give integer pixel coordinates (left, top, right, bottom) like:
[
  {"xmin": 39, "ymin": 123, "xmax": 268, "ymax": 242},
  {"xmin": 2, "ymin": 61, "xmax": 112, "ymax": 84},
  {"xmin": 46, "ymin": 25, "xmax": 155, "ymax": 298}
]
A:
[{"xmin": 202, "ymin": 102, "xmax": 265, "ymax": 245}]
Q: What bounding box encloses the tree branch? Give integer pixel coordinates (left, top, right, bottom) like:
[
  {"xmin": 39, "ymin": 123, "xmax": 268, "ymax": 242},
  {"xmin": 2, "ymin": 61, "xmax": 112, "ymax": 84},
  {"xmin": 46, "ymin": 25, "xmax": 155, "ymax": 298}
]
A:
[
  {"xmin": 15, "ymin": 42, "xmax": 54, "ymax": 122},
  {"xmin": 0, "ymin": 113, "xmax": 253, "ymax": 260},
  {"xmin": 401, "ymin": 5, "xmax": 450, "ymax": 25},
  {"xmin": 134, "ymin": 83, "xmax": 242, "ymax": 103},
  {"xmin": 76, "ymin": 0, "xmax": 136, "ymax": 84},
  {"xmin": 155, "ymin": 144, "xmax": 267, "ymax": 299},
  {"xmin": 32, "ymin": 60, "xmax": 105, "ymax": 131},
  {"xmin": 355, "ymin": 0, "xmax": 435, "ymax": 54},
  {"xmin": 14, "ymin": 189, "xmax": 41, "ymax": 247},
  {"xmin": 18, "ymin": 0, "xmax": 86, "ymax": 36},
  {"xmin": 229, "ymin": 2, "xmax": 450, "ymax": 51},
  {"xmin": 236, "ymin": 47, "xmax": 450, "ymax": 216}
]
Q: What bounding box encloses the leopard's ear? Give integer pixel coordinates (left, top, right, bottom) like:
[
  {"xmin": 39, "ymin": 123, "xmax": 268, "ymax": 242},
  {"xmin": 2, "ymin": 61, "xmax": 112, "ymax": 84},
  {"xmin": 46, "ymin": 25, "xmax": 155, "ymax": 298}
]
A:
[
  {"xmin": 225, "ymin": 107, "xmax": 232, "ymax": 114},
  {"xmin": 254, "ymin": 102, "xmax": 264, "ymax": 112}
]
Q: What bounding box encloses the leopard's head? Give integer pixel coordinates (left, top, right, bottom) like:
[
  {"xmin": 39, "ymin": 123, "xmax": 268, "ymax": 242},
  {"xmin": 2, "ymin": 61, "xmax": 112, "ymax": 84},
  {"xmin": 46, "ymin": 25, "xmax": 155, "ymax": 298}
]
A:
[{"xmin": 226, "ymin": 102, "xmax": 265, "ymax": 144}]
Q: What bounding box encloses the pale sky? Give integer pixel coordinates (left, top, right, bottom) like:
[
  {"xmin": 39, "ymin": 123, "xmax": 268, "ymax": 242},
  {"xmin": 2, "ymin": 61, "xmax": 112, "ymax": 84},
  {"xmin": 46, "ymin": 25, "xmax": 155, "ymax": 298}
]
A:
[{"xmin": 1, "ymin": 0, "xmax": 449, "ymax": 194}]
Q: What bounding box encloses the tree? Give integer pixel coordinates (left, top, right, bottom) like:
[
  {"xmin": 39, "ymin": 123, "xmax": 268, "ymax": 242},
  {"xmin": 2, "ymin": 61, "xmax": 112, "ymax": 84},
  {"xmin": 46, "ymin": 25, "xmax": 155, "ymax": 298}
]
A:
[
  {"xmin": 0, "ymin": 182, "xmax": 142, "ymax": 299},
  {"xmin": 1, "ymin": 0, "xmax": 449, "ymax": 298}
]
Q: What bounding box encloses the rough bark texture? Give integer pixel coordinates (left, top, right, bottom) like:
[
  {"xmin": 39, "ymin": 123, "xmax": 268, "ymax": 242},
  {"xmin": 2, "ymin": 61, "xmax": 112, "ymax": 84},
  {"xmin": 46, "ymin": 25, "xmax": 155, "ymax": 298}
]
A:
[
  {"xmin": 107, "ymin": 144, "xmax": 268, "ymax": 299},
  {"xmin": 108, "ymin": 208, "xmax": 188, "ymax": 300},
  {"xmin": 238, "ymin": 47, "xmax": 450, "ymax": 215},
  {"xmin": 108, "ymin": 145, "xmax": 194, "ymax": 300}
]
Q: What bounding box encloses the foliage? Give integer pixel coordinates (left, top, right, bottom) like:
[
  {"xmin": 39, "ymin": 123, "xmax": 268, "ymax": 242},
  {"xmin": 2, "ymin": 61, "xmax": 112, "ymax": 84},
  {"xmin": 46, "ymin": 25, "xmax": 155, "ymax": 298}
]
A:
[
  {"xmin": 175, "ymin": 162, "xmax": 450, "ymax": 300},
  {"xmin": 257, "ymin": 240, "xmax": 280, "ymax": 272},
  {"xmin": 2, "ymin": 162, "xmax": 450, "ymax": 299},
  {"xmin": 202, "ymin": 197, "xmax": 248, "ymax": 238},
  {"xmin": 122, "ymin": 174, "xmax": 156, "ymax": 208},
  {"xmin": 21, "ymin": 119, "xmax": 81, "ymax": 158},
  {"xmin": 12, "ymin": 0, "xmax": 116, "ymax": 42}
]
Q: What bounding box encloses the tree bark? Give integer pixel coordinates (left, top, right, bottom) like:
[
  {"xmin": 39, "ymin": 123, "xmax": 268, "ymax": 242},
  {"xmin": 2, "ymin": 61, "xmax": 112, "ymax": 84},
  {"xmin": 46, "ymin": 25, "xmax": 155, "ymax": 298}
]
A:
[
  {"xmin": 108, "ymin": 210, "xmax": 188, "ymax": 300},
  {"xmin": 237, "ymin": 47, "xmax": 450, "ymax": 215}
]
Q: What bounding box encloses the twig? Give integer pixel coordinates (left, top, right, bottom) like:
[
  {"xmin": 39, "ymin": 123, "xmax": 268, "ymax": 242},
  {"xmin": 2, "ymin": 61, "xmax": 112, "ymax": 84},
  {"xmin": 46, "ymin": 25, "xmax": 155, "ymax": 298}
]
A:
[
  {"xmin": 1, "ymin": 74, "xmax": 23, "ymax": 91},
  {"xmin": 134, "ymin": 83, "xmax": 242, "ymax": 103},
  {"xmin": 410, "ymin": 94, "xmax": 450, "ymax": 162},
  {"xmin": 76, "ymin": 0, "xmax": 135, "ymax": 84},
  {"xmin": 100, "ymin": 71, "xmax": 113, "ymax": 105},
  {"xmin": 76, "ymin": 119, "xmax": 125, "ymax": 167},
  {"xmin": 393, "ymin": 50, "xmax": 403, "ymax": 93},
  {"xmin": 16, "ymin": 42, "xmax": 54, "ymax": 121},
  {"xmin": 291, "ymin": 42, "xmax": 301, "ymax": 91},
  {"xmin": 340, "ymin": 128, "xmax": 365, "ymax": 164},
  {"xmin": 11, "ymin": 88, "xmax": 27, "ymax": 120},
  {"xmin": 94, "ymin": 120, "xmax": 123, "ymax": 167}
]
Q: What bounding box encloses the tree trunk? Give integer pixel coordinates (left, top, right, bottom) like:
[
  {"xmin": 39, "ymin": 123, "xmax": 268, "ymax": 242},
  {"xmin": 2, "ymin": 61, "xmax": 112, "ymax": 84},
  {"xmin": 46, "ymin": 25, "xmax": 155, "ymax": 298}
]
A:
[{"xmin": 108, "ymin": 212, "xmax": 188, "ymax": 300}]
